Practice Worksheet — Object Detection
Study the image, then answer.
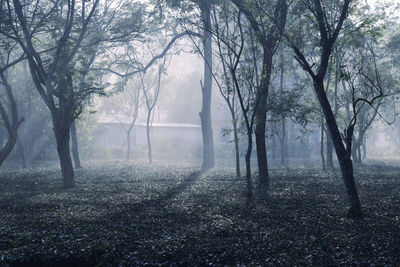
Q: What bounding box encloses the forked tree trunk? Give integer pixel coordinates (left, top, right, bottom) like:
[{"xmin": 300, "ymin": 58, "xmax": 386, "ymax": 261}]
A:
[
  {"xmin": 200, "ymin": 3, "xmax": 215, "ymax": 170},
  {"xmin": 70, "ymin": 120, "xmax": 81, "ymax": 168}
]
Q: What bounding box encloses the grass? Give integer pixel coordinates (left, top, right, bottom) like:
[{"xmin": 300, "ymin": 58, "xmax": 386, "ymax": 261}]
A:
[{"xmin": 1, "ymin": 160, "xmax": 400, "ymax": 266}]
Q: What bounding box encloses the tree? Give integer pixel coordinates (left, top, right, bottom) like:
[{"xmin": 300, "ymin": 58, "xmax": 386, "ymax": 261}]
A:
[
  {"xmin": 230, "ymin": 0, "xmax": 287, "ymax": 189},
  {"xmin": 287, "ymin": 0, "xmax": 363, "ymax": 217},
  {"xmin": 0, "ymin": 57, "xmax": 24, "ymax": 167},
  {"xmin": 140, "ymin": 56, "xmax": 168, "ymax": 164},
  {"xmin": 211, "ymin": 3, "xmax": 243, "ymax": 177},
  {"xmin": 2, "ymin": 0, "xmax": 145, "ymax": 187}
]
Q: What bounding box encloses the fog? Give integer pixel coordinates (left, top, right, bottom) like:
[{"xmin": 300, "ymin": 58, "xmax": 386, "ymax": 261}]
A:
[{"xmin": 4, "ymin": 0, "xmax": 400, "ymax": 265}]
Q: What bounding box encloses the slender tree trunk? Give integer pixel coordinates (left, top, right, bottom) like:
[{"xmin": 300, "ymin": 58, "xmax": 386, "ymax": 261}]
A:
[
  {"xmin": 55, "ymin": 128, "xmax": 75, "ymax": 188},
  {"xmin": 315, "ymin": 78, "xmax": 361, "ymax": 217},
  {"xmin": 321, "ymin": 124, "xmax": 326, "ymax": 171},
  {"xmin": 70, "ymin": 120, "xmax": 81, "ymax": 169},
  {"xmin": 232, "ymin": 116, "xmax": 241, "ymax": 177},
  {"xmin": 127, "ymin": 128, "xmax": 131, "ymax": 161},
  {"xmin": 17, "ymin": 137, "xmax": 26, "ymax": 168},
  {"xmin": 146, "ymin": 111, "xmax": 152, "ymax": 164},
  {"xmin": 280, "ymin": 118, "xmax": 286, "ymax": 166},
  {"xmin": 245, "ymin": 131, "xmax": 253, "ymax": 198},
  {"xmin": 362, "ymin": 138, "xmax": 367, "ymax": 160},
  {"xmin": 200, "ymin": 3, "xmax": 215, "ymax": 170},
  {"xmin": 271, "ymin": 133, "xmax": 277, "ymax": 159},
  {"xmin": 326, "ymin": 128, "xmax": 334, "ymax": 169}
]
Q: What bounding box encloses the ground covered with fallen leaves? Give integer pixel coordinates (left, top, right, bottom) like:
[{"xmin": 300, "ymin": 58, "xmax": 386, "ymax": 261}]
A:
[{"xmin": 1, "ymin": 160, "xmax": 400, "ymax": 266}]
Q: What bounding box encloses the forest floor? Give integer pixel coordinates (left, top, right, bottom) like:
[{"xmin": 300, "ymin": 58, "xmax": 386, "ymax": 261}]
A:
[{"xmin": 1, "ymin": 160, "xmax": 400, "ymax": 266}]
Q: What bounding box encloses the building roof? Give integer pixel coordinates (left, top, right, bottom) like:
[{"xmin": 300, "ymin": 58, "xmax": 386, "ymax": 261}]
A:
[{"xmin": 98, "ymin": 114, "xmax": 201, "ymax": 128}]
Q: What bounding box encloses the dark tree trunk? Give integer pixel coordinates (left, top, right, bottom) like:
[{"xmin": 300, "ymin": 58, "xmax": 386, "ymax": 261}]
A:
[
  {"xmin": 245, "ymin": 131, "xmax": 253, "ymax": 198},
  {"xmin": 0, "ymin": 72, "xmax": 24, "ymax": 167},
  {"xmin": 200, "ymin": 3, "xmax": 215, "ymax": 170},
  {"xmin": 314, "ymin": 78, "xmax": 361, "ymax": 217},
  {"xmin": 55, "ymin": 128, "xmax": 75, "ymax": 188},
  {"xmin": 70, "ymin": 120, "xmax": 81, "ymax": 169},
  {"xmin": 255, "ymin": 49, "xmax": 272, "ymax": 189}
]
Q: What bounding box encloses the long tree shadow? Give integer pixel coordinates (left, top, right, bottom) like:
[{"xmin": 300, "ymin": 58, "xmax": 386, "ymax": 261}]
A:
[{"xmin": 110, "ymin": 170, "xmax": 203, "ymax": 215}]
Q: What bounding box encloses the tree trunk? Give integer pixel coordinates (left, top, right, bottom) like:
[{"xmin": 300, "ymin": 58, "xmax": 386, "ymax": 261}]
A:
[
  {"xmin": 200, "ymin": 3, "xmax": 215, "ymax": 170},
  {"xmin": 245, "ymin": 131, "xmax": 253, "ymax": 198},
  {"xmin": 17, "ymin": 136, "xmax": 27, "ymax": 168},
  {"xmin": 280, "ymin": 118, "xmax": 286, "ymax": 166},
  {"xmin": 362, "ymin": 138, "xmax": 367, "ymax": 160},
  {"xmin": 326, "ymin": 128, "xmax": 334, "ymax": 169},
  {"xmin": 314, "ymin": 78, "xmax": 362, "ymax": 217},
  {"xmin": 127, "ymin": 128, "xmax": 131, "ymax": 161},
  {"xmin": 320, "ymin": 124, "xmax": 326, "ymax": 171},
  {"xmin": 70, "ymin": 120, "xmax": 81, "ymax": 169},
  {"xmin": 255, "ymin": 48, "xmax": 272, "ymax": 189},
  {"xmin": 146, "ymin": 111, "xmax": 152, "ymax": 164},
  {"xmin": 232, "ymin": 116, "xmax": 241, "ymax": 177},
  {"xmin": 55, "ymin": 128, "xmax": 75, "ymax": 188}
]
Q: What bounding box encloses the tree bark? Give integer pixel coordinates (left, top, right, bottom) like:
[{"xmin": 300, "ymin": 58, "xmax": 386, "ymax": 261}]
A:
[
  {"xmin": 255, "ymin": 48, "xmax": 272, "ymax": 188},
  {"xmin": 200, "ymin": 3, "xmax": 215, "ymax": 170},
  {"xmin": 245, "ymin": 131, "xmax": 253, "ymax": 198},
  {"xmin": 55, "ymin": 128, "xmax": 75, "ymax": 188},
  {"xmin": 70, "ymin": 120, "xmax": 81, "ymax": 169},
  {"xmin": 320, "ymin": 124, "xmax": 326, "ymax": 171}
]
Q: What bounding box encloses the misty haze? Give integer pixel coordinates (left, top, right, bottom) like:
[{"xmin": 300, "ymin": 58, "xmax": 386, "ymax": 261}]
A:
[{"xmin": 1, "ymin": 0, "xmax": 400, "ymax": 265}]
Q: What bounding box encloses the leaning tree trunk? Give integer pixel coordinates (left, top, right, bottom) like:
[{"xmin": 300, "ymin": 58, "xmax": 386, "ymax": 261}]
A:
[
  {"xmin": 70, "ymin": 120, "xmax": 81, "ymax": 169},
  {"xmin": 314, "ymin": 78, "xmax": 362, "ymax": 217},
  {"xmin": 0, "ymin": 72, "xmax": 24, "ymax": 167},
  {"xmin": 200, "ymin": 3, "xmax": 215, "ymax": 170}
]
